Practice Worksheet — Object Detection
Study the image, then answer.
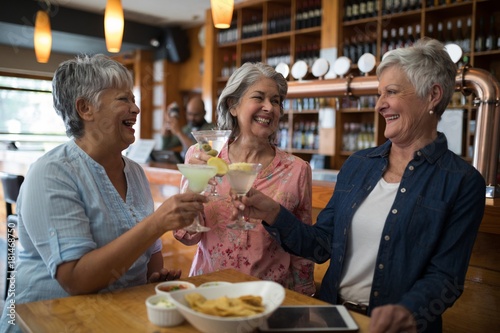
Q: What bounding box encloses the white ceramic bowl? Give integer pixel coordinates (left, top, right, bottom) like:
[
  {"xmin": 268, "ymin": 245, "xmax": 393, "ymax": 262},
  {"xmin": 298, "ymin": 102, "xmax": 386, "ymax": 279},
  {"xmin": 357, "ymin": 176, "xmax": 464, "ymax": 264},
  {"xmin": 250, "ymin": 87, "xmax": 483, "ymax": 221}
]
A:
[
  {"xmin": 167, "ymin": 281, "xmax": 285, "ymax": 333},
  {"xmin": 198, "ymin": 281, "xmax": 233, "ymax": 288},
  {"xmin": 145, "ymin": 294, "xmax": 185, "ymax": 327},
  {"xmin": 155, "ymin": 280, "xmax": 196, "ymax": 296}
]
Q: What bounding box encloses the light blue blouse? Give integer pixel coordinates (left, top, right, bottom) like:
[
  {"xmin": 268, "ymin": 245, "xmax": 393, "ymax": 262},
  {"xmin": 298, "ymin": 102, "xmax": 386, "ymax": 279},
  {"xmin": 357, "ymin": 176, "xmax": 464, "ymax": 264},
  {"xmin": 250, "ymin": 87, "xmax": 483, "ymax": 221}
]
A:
[{"xmin": 1, "ymin": 140, "xmax": 161, "ymax": 330}]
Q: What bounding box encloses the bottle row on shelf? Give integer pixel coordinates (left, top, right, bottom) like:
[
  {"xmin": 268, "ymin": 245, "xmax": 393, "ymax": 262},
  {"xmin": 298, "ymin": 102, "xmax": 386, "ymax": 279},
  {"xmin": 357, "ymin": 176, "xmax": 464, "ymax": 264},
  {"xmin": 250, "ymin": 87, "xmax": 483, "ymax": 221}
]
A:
[
  {"xmin": 276, "ymin": 121, "xmax": 320, "ymax": 151},
  {"xmin": 217, "ymin": 0, "xmax": 322, "ymax": 45},
  {"xmin": 344, "ymin": 0, "xmax": 475, "ymax": 23},
  {"xmin": 283, "ymin": 97, "xmax": 321, "ymax": 112},
  {"xmin": 295, "ymin": 0, "xmax": 322, "ymax": 30},
  {"xmin": 342, "ymin": 122, "xmax": 376, "ymax": 152}
]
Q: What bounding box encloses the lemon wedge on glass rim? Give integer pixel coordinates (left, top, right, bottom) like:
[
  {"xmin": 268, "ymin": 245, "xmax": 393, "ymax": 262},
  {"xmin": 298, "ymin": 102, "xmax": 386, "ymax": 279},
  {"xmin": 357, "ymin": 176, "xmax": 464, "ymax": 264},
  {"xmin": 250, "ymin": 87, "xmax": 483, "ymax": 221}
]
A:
[{"xmin": 207, "ymin": 157, "xmax": 228, "ymax": 176}]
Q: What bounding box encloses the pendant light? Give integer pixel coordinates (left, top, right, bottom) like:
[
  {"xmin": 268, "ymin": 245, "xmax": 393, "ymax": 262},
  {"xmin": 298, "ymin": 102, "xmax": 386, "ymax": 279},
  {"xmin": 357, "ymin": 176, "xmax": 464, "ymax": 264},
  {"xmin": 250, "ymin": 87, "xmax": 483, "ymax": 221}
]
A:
[
  {"xmin": 210, "ymin": 0, "xmax": 234, "ymax": 29},
  {"xmin": 34, "ymin": 10, "xmax": 52, "ymax": 63},
  {"xmin": 104, "ymin": 0, "xmax": 124, "ymax": 53}
]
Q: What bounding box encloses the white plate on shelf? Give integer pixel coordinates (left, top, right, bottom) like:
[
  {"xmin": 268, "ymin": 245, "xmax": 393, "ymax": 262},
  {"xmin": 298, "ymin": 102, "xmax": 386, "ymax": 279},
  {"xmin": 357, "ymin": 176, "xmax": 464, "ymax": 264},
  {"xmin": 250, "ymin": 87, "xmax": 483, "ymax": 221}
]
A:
[
  {"xmin": 332, "ymin": 56, "xmax": 351, "ymax": 77},
  {"xmin": 357, "ymin": 53, "xmax": 376, "ymax": 74},
  {"xmin": 275, "ymin": 62, "xmax": 290, "ymax": 79},
  {"xmin": 291, "ymin": 60, "xmax": 309, "ymax": 80},
  {"xmin": 311, "ymin": 58, "xmax": 330, "ymax": 78}
]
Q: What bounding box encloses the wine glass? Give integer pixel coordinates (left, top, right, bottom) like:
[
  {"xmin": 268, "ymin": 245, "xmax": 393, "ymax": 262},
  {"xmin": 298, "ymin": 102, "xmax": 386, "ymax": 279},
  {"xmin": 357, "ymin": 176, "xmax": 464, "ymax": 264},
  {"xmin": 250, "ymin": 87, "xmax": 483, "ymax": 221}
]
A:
[
  {"xmin": 177, "ymin": 163, "xmax": 217, "ymax": 232},
  {"xmin": 226, "ymin": 162, "xmax": 262, "ymax": 230},
  {"xmin": 191, "ymin": 130, "xmax": 232, "ymax": 200}
]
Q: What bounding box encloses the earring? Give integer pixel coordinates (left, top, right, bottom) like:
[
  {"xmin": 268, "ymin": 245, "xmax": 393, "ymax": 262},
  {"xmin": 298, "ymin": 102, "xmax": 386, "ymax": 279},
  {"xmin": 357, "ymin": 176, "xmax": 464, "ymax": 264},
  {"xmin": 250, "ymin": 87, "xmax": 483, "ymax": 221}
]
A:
[{"xmin": 429, "ymin": 110, "xmax": 434, "ymax": 115}]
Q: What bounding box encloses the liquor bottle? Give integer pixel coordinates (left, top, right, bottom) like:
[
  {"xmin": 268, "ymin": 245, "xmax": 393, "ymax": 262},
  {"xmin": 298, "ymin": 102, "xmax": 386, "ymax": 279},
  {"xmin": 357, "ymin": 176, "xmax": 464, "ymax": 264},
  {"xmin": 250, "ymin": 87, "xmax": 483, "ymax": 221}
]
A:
[
  {"xmin": 384, "ymin": 0, "xmax": 394, "ymax": 14},
  {"xmin": 359, "ymin": 0, "xmax": 367, "ymax": 19},
  {"xmin": 415, "ymin": 24, "xmax": 421, "ymax": 41},
  {"xmin": 455, "ymin": 19, "xmax": 464, "ymax": 50},
  {"xmin": 462, "ymin": 17, "xmax": 472, "ymax": 53},
  {"xmin": 405, "ymin": 25, "xmax": 415, "ymax": 47},
  {"xmin": 296, "ymin": 2, "xmax": 304, "ymax": 29},
  {"xmin": 436, "ymin": 22, "xmax": 444, "ymax": 42},
  {"xmin": 401, "ymin": 0, "xmax": 409, "ymax": 12},
  {"xmin": 485, "ymin": 16, "xmax": 497, "ymax": 51},
  {"xmin": 366, "ymin": 0, "xmax": 376, "ymax": 17},
  {"xmin": 475, "ymin": 17, "xmax": 486, "ymax": 52},
  {"xmin": 345, "ymin": 0, "xmax": 353, "ymax": 21},
  {"xmin": 302, "ymin": 1, "xmax": 310, "ymax": 28},
  {"xmin": 444, "ymin": 20, "xmax": 453, "ymax": 44},
  {"xmin": 381, "ymin": 29, "xmax": 390, "ymax": 56},
  {"xmin": 352, "ymin": 0, "xmax": 360, "ymax": 21},
  {"xmin": 388, "ymin": 28, "xmax": 397, "ymax": 51},
  {"xmin": 426, "ymin": 23, "xmax": 434, "ymax": 38},
  {"xmin": 396, "ymin": 27, "xmax": 405, "ymax": 48}
]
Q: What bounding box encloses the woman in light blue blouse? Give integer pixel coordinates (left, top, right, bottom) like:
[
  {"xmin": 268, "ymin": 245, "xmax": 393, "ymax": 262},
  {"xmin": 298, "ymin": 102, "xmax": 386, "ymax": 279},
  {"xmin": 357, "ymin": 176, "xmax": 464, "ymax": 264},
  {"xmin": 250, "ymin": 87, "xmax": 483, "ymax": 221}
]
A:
[
  {"xmin": 231, "ymin": 38, "xmax": 485, "ymax": 333},
  {"xmin": 1, "ymin": 54, "xmax": 206, "ymax": 332}
]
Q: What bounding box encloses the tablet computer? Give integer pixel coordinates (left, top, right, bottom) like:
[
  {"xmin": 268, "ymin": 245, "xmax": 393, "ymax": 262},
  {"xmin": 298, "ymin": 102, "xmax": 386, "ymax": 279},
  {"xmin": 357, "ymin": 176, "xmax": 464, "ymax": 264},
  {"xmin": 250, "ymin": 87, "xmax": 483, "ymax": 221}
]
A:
[{"xmin": 259, "ymin": 305, "xmax": 359, "ymax": 332}]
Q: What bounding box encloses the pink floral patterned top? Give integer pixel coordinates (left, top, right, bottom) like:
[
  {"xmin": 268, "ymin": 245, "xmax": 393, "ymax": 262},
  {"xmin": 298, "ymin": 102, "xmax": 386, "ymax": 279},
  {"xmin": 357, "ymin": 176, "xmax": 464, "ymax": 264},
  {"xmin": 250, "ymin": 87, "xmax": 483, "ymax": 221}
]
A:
[{"xmin": 174, "ymin": 143, "xmax": 316, "ymax": 296}]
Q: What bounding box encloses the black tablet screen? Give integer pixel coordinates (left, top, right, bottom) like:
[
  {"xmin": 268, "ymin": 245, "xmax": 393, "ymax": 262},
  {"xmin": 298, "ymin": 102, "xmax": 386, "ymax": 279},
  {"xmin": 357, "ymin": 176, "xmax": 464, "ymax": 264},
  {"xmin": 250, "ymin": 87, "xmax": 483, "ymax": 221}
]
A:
[{"xmin": 266, "ymin": 306, "xmax": 348, "ymax": 329}]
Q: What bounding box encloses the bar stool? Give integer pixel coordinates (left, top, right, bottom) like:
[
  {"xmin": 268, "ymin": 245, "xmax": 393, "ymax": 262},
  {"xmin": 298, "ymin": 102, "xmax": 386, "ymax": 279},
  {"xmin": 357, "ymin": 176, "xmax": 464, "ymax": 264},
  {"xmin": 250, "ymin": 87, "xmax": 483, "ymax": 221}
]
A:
[
  {"xmin": 0, "ymin": 172, "xmax": 24, "ymax": 300},
  {"xmin": 0, "ymin": 172, "xmax": 24, "ymax": 217}
]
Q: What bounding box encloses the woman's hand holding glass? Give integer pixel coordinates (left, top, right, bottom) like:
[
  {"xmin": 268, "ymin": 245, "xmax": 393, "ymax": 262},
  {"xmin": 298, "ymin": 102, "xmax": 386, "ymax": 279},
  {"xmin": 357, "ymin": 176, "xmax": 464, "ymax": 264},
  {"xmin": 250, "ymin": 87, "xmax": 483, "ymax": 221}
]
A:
[{"xmin": 230, "ymin": 188, "xmax": 281, "ymax": 225}]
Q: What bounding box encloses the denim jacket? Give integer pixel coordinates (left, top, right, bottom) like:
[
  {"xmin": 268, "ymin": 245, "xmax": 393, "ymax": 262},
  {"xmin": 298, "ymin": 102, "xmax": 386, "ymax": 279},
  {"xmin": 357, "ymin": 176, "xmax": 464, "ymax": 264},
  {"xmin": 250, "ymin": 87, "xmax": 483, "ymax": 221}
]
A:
[{"xmin": 265, "ymin": 133, "xmax": 485, "ymax": 333}]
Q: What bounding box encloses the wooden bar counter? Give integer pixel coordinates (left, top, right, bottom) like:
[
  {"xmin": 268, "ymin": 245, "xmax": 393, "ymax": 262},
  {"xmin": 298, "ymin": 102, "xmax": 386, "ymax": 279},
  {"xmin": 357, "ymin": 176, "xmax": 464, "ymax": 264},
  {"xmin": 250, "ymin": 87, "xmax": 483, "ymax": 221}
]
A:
[{"xmin": 15, "ymin": 269, "xmax": 369, "ymax": 333}]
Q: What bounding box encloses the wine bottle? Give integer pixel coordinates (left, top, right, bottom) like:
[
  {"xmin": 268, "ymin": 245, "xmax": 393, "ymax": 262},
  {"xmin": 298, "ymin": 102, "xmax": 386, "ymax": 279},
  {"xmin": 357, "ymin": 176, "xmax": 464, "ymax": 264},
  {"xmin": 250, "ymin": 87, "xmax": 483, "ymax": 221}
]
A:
[
  {"xmin": 352, "ymin": 0, "xmax": 360, "ymax": 21},
  {"xmin": 345, "ymin": 0, "xmax": 353, "ymax": 21},
  {"xmin": 436, "ymin": 22, "xmax": 444, "ymax": 42},
  {"xmin": 462, "ymin": 17, "xmax": 471, "ymax": 53},
  {"xmin": 359, "ymin": 0, "xmax": 367, "ymax": 19},
  {"xmin": 405, "ymin": 25, "xmax": 415, "ymax": 47},
  {"xmin": 415, "ymin": 24, "xmax": 421, "ymax": 42},
  {"xmin": 485, "ymin": 16, "xmax": 497, "ymax": 51},
  {"xmin": 444, "ymin": 20, "xmax": 453, "ymax": 44},
  {"xmin": 455, "ymin": 19, "xmax": 464, "ymax": 50},
  {"xmin": 366, "ymin": 0, "xmax": 376, "ymax": 17},
  {"xmin": 426, "ymin": 23, "xmax": 434, "ymax": 38},
  {"xmin": 475, "ymin": 17, "xmax": 486, "ymax": 52},
  {"xmin": 381, "ymin": 29, "xmax": 389, "ymax": 57}
]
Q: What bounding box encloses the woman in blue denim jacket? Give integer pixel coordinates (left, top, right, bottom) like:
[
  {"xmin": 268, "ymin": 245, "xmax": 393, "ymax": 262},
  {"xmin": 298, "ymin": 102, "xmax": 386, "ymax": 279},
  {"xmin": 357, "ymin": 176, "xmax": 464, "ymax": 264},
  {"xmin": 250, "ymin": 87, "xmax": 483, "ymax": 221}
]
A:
[{"xmin": 232, "ymin": 38, "xmax": 486, "ymax": 333}]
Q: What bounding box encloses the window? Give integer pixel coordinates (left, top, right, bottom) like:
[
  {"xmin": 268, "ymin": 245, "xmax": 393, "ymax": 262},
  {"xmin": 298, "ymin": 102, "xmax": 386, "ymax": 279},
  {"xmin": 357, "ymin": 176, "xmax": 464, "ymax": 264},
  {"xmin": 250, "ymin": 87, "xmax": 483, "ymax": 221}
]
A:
[{"xmin": 0, "ymin": 76, "xmax": 66, "ymax": 137}]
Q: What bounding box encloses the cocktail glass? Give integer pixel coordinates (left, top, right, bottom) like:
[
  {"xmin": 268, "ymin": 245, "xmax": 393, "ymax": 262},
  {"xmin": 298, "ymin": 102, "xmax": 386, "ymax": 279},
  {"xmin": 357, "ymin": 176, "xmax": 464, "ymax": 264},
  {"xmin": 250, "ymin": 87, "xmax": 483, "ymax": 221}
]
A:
[
  {"xmin": 191, "ymin": 130, "xmax": 232, "ymax": 200},
  {"xmin": 177, "ymin": 163, "xmax": 218, "ymax": 232},
  {"xmin": 226, "ymin": 162, "xmax": 263, "ymax": 230}
]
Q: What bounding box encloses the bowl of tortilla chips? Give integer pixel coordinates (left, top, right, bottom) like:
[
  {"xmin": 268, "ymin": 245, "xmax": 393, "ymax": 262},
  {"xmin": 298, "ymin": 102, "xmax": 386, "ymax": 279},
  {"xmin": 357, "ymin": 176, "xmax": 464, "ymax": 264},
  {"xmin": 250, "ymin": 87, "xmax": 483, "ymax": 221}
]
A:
[{"xmin": 167, "ymin": 281, "xmax": 285, "ymax": 333}]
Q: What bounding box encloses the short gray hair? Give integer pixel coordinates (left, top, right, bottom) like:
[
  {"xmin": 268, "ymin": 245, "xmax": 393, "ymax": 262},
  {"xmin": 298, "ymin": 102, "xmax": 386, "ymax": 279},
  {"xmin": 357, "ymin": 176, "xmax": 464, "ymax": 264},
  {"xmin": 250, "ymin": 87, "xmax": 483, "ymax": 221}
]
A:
[
  {"xmin": 377, "ymin": 38, "xmax": 456, "ymax": 118},
  {"xmin": 217, "ymin": 62, "xmax": 288, "ymax": 143},
  {"xmin": 52, "ymin": 54, "xmax": 134, "ymax": 138}
]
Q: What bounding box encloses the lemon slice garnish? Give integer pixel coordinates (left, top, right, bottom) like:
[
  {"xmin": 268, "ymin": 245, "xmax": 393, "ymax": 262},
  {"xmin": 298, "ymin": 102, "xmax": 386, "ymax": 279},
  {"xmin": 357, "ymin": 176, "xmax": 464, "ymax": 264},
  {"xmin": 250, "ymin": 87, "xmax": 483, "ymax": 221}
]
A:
[
  {"xmin": 228, "ymin": 162, "xmax": 254, "ymax": 172},
  {"xmin": 207, "ymin": 157, "xmax": 228, "ymax": 176}
]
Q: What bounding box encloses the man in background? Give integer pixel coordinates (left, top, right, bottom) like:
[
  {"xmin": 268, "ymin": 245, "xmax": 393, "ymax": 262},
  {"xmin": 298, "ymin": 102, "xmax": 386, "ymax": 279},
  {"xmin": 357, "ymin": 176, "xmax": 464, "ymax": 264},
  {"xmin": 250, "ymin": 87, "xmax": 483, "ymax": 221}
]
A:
[{"xmin": 162, "ymin": 96, "xmax": 214, "ymax": 157}]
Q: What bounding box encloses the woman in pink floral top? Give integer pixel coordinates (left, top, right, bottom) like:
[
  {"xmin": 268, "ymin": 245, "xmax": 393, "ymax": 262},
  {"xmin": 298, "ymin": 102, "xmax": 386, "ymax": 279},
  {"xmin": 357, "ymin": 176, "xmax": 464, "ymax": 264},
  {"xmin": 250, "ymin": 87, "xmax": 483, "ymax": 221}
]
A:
[{"xmin": 174, "ymin": 62, "xmax": 315, "ymax": 296}]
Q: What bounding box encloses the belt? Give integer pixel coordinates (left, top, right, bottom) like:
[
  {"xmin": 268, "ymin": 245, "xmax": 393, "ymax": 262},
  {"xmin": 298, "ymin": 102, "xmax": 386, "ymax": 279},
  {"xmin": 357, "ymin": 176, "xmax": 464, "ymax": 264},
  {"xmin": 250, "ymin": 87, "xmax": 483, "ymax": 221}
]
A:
[{"xmin": 338, "ymin": 296, "xmax": 369, "ymax": 315}]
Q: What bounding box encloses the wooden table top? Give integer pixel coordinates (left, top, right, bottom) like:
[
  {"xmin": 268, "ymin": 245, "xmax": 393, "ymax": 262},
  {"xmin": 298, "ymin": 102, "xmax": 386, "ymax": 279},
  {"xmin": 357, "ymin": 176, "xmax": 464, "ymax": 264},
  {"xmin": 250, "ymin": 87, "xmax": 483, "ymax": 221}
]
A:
[{"xmin": 16, "ymin": 269, "xmax": 369, "ymax": 333}]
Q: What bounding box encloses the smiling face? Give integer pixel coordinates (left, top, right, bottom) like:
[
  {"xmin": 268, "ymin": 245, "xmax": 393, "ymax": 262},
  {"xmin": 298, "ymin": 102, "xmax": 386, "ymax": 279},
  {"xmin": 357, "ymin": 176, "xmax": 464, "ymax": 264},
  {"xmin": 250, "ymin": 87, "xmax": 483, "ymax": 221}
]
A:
[
  {"xmin": 81, "ymin": 87, "xmax": 140, "ymax": 152},
  {"xmin": 376, "ymin": 66, "xmax": 438, "ymax": 148},
  {"xmin": 230, "ymin": 77, "xmax": 281, "ymax": 141}
]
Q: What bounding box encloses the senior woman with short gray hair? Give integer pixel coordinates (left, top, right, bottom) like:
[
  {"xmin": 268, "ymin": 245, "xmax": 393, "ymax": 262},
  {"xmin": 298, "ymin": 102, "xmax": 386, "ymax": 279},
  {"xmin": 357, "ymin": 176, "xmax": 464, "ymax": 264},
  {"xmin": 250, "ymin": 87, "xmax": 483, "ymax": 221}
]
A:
[
  {"xmin": 0, "ymin": 54, "xmax": 206, "ymax": 332},
  {"xmin": 230, "ymin": 38, "xmax": 486, "ymax": 333}
]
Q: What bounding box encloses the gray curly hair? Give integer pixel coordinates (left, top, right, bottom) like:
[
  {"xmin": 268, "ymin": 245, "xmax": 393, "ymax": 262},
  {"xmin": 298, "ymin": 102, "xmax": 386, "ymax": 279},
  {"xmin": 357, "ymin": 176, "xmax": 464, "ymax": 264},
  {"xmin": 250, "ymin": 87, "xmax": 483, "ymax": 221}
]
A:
[{"xmin": 216, "ymin": 62, "xmax": 288, "ymax": 143}]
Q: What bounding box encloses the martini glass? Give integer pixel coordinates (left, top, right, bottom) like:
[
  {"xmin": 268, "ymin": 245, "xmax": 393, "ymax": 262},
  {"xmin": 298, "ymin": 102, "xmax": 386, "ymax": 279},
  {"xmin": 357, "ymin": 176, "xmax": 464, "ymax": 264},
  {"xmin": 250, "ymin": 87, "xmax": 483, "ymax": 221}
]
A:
[
  {"xmin": 191, "ymin": 130, "xmax": 232, "ymax": 200},
  {"xmin": 177, "ymin": 163, "xmax": 217, "ymax": 232},
  {"xmin": 226, "ymin": 162, "xmax": 263, "ymax": 230}
]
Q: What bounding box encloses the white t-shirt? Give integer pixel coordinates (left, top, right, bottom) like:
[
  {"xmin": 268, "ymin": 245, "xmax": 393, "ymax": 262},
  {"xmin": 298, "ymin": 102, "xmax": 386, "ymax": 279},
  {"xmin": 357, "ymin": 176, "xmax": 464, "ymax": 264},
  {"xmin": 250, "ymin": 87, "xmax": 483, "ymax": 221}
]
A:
[{"xmin": 338, "ymin": 177, "xmax": 399, "ymax": 305}]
